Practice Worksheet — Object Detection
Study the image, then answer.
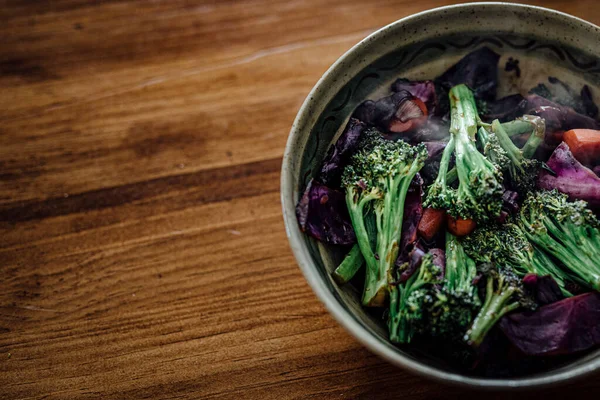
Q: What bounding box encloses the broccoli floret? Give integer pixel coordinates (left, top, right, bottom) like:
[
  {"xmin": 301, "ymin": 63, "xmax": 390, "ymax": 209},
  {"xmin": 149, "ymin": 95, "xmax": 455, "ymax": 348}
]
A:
[
  {"xmin": 388, "ymin": 253, "xmax": 442, "ymax": 343},
  {"xmin": 342, "ymin": 128, "xmax": 428, "ymax": 306},
  {"xmin": 465, "ymin": 266, "xmax": 534, "ymax": 347},
  {"xmin": 462, "ymin": 222, "xmax": 572, "ymax": 296},
  {"xmin": 518, "ymin": 189, "xmax": 600, "ymax": 291},
  {"xmin": 483, "ymin": 118, "xmax": 544, "ymax": 194},
  {"xmin": 420, "ymin": 233, "xmax": 480, "ymax": 341},
  {"xmin": 477, "ymin": 126, "xmax": 510, "ymax": 170},
  {"xmin": 425, "ymin": 84, "xmax": 504, "ymax": 222}
]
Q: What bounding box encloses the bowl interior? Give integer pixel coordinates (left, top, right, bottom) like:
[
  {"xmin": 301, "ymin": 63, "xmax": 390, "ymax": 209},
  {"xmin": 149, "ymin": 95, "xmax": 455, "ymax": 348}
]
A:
[{"xmin": 282, "ymin": 3, "xmax": 600, "ymax": 388}]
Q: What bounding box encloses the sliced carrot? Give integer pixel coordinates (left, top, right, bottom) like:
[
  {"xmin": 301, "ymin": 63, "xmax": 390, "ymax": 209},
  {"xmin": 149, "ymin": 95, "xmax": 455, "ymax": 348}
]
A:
[
  {"xmin": 563, "ymin": 129, "xmax": 600, "ymax": 165},
  {"xmin": 447, "ymin": 216, "xmax": 477, "ymax": 237},
  {"xmin": 417, "ymin": 208, "xmax": 446, "ymax": 241}
]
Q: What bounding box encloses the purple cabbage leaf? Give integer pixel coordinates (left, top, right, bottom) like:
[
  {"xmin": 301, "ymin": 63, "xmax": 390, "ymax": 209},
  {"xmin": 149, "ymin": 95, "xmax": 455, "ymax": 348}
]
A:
[
  {"xmin": 522, "ymin": 274, "xmax": 565, "ymax": 306},
  {"xmin": 499, "ymin": 292, "xmax": 600, "ymax": 356},
  {"xmin": 391, "ymin": 78, "xmax": 437, "ymax": 114},
  {"xmin": 295, "ymin": 179, "xmax": 356, "ymax": 245},
  {"xmin": 537, "ymin": 142, "xmax": 600, "ymax": 208},
  {"xmin": 481, "ymin": 94, "xmax": 527, "ymax": 122},
  {"xmin": 353, "ymin": 90, "xmax": 427, "ymax": 134},
  {"xmin": 435, "ymin": 47, "xmax": 501, "ymax": 101},
  {"xmin": 318, "ymin": 118, "xmax": 365, "ymax": 187}
]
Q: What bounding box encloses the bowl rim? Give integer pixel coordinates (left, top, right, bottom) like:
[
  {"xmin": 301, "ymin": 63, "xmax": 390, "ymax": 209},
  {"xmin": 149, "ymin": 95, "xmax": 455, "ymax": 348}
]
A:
[{"xmin": 281, "ymin": 1, "xmax": 600, "ymax": 389}]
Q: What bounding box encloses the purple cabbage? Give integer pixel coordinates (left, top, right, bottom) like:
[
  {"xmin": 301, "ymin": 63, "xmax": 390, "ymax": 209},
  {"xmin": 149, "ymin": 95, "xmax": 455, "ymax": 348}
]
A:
[
  {"xmin": 391, "ymin": 78, "xmax": 437, "ymax": 114},
  {"xmin": 526, "ymin": 95, "xmax": 600, "ymax": 144},
  {"xmin": 352, "ymin": 90, "xmax": 427, "ymax": 134},
  {"xmin": 395, "ymin": 174, "xmax": 424, "ymax": 281},
  {"xmin": 538, "ymin": 142, "xmax": 600, "ymax": 208},
  {"xmin": 423, "ymin": 141, "xmax": 447, "ymax": 159},
  {"xmin": 397, "ymin": 244, "xmax": 426, "ymax": 283},
  {"xmin": 482, "ymin": 94, "xmax": 527, "ymax": 122},
  {"xmin": 435, "ymin": 47, "xmax": 500, "ymax": 102},
  {"xmin": 499, "ymin": 292, "xmax": 600, "ymax": 356},
  {"xmin": 295, "ymin": 179, "xmax": 356, "ymax": 245},
  {"xmin": 419, "ymin": 139, "xmax": 449, "ymax": 184},
  {"xmin": 318, "ymin": 118, "xmax": 365, "ymax": 187},
  {"xmin": 522, "ymin": 274, "xmax": 565, "ymax": 306},
  {"xmin": 501, "ymin": 190, "xmax": 520, "ymax": 215},
  {"xmin": 530, "ymin": 77, "xmax": 598, "ymax": 118}
]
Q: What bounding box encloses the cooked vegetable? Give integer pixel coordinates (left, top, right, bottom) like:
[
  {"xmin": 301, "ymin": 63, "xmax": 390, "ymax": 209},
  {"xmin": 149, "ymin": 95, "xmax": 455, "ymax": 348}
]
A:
[
  {"xmin": 396, "ymin": 176, "xmax": 424, "ymax": 263},
  {"xmin": 295, "ymin": 46, "xmax": 600, "ymax": 375},
  {"xmin": 530, "ymin": 77, "xmax": 598, "ymax": 118},
  {"xmin": 388, "ymin": 252, "xmax": 442, "ymax": 343},
  {"xmin": 538, "ymin": 142, "xmax": 600, "ymax": 207},
  {"xmin": 417, "ymin": 233, "xmax": 480, "ymax": 342},
  {"xmin": 418, "ymin": 208, "xmax": 446, "ymax": 241},
  {"xmin": 522, "ymin": 274, "xmax": 565, "ymax": 306},
  {"xmin": 353, "ymin": 90, "xmax": 428, "ymax": 134},
  {"xmin": 518, "ymin": 189, "xmax": 600, "ymax": 291},
  {"xmin": 526, "ymin": 95, "xmax": 600, "ymax": 144},
  {"xmin": 481, "ymin": 93, "xmax": 526, "ymax": 122},
  {"xmin": 465, "ymin": 266, "xmax": 534, "ymax": 348},
  {"xmin": 500, "ymin": 292, "xmax": 600, "ymax": 356},
  {"xmin": 296, "ymin": 179, "xmax": 356, "ymax": 245},
  {"xmin": 478, "ymin": 118, "xmax": 545, "ymax": 195},
  {"xmin": 563, "ymin": 128, "xmax": 600, "ymax": 166},
  {"xmin": 435, "ymin": 47, "xmax": 500, "ymax": 106},
  {"xmin": 342, "ymin": 128, "xmax": 428, "ymax": 306},
  {"xmin": 319, "ymin": 118, "xmax": 366, "ymax": 187},
  {"xmin": 391, "ymin": 78, "xmax": 437, "ymax": 114},
  {"xmin": 462, "ymin": 223, "xmax": 572, "ymax": 296},
  {"xmin": 332, "ymin": 244, "xmax": 364, "ymax": 285},
  {"xmin": 425, "ymin": 84, "xmax": 504, "ymax": 223},
  {"xmin": 446, "ymin": 216, "xmax": 476, "ymax": 237}
]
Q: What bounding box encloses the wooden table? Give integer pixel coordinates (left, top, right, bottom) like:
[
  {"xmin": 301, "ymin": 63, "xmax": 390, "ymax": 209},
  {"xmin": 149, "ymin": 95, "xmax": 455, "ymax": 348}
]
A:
[{"xmin": 2, "ymin": 1, "xmax": 600, "ymax": 398}]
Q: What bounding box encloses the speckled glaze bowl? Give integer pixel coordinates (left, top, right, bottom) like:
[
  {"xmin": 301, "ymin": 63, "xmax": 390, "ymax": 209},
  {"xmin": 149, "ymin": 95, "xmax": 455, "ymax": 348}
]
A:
[{"xmin": 281, "ymin": 2, "xmax": 600, "ymax": 389}]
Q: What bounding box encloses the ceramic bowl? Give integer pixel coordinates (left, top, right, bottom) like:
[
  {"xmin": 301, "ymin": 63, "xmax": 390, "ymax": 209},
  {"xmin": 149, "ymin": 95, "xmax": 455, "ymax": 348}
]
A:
[{"xmin": 281, "ymin": 2, "xmax": 600, "ymax": 388}]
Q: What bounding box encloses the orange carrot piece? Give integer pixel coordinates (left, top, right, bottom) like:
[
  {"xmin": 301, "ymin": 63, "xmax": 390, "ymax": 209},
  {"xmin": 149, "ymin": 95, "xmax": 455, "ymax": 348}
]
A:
[
  {"xmin": 563, "ymin": 129, "xmax": 600, "ymax": 165},
  {"xmin": 417, "ymin": 208, "xmax": 446, "ymax": 241},
  {"xmin": 447, "ymin": 216, "xmax": 477, "ymax": 237}
]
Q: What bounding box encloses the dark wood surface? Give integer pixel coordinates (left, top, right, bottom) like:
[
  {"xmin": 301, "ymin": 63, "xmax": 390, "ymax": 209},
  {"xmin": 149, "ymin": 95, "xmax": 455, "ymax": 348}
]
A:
[{"xmin": 2, "ymin": 1, "xmax": 600, "ymax": 398}]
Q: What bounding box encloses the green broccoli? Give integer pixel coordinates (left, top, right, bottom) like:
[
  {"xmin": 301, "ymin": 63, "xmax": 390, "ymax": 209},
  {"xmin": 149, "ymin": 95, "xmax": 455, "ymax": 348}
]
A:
[
  {"xmin": 462, "ymin": 222, "xmax": 572, "ymax": 296},
  {"xmin": 518, "ymin": 190, "xmax": 600, "ymax": 291},
  {"xmin": 342, "ymin": 128, "xmax": 428, "ymax": 306},
  {"xmin": 465, "ymin": 266, "xmax": 534, "ymax": 347},
  {"xmin": 425, "ymin": 84, "xmax": 504, "ymax": 223},
  {"xmin": 388, "ymin": 253, "xmax": 442, "ymax": 343},
  {"xmin": 489, "ymin": 119, "xmax": 544, "ymax": 194},
  {"xmin": 420, "ymin": 233, "xmax": 481, "ymax": 342}
]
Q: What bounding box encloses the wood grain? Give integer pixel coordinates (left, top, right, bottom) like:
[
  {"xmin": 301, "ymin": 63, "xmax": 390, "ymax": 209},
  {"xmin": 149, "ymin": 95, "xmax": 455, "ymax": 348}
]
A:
[{"xmin": 2, "ymin": 1, "xmax": 600, "ymax": 399}]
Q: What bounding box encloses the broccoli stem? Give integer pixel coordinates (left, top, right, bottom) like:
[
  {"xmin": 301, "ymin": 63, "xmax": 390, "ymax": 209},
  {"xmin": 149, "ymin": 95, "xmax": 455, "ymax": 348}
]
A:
[
  {"xmin": 492, "ymin": 120, "xmax": 522, "ymax": 165},
  {"xmin": 332, "ymin": 244, "xmax": 364, "ymax": 285},
  {"xmin": 465, "ymin": 275, "xmax": 519, "ymax": 347},
  {"xmin": 389, "ymin": 285, "xmax": 409, "ymax": 343},
  {"xmin": 446, "ymin": 166, "xmax": 458, "ymax": 185},
  {"xmin": 346, "ymin": 190, "xmax": 378, "ymax": 275},
  {"xmin": 518, "ymin": 115, "xmax": 545, "ymax": 159},
  {"xmin": 450, "ymin": 85, "xmax": 479, "ymax": 139},
  {"xmin": 446, "ymin": 232, "xmax": 479, "ymax": 296},
  {"xmin": 480, "ymin": 116, "xmax": 544, "ymax": 158},
  {"xmin": 364, "ymin": 169, "xmax": 420, "ymax": 307},
  {"xmin": 388, "ymin": 255, "xmax": 432, "ymax": 343},
  {"xmin": 481, "ymin": 117, "xmax": 542, "ymax": 140},
  {"xmin": 523, "ymin": 216, "xmax": 600, "ymax": 291}
]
